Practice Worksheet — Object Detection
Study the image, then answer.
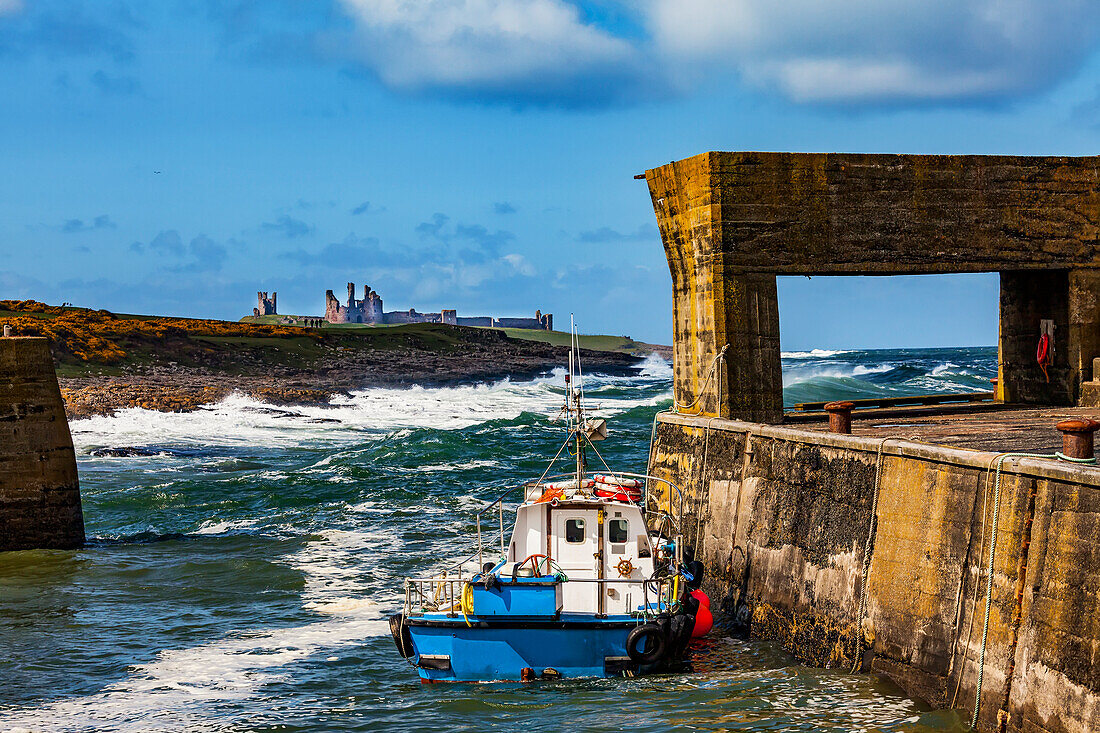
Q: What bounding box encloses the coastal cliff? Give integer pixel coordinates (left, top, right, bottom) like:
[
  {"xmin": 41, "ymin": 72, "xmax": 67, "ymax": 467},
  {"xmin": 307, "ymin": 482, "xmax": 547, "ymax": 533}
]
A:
[{"xmin": 0, "ymin": 301, "xmax": 649, "ymax": 418}]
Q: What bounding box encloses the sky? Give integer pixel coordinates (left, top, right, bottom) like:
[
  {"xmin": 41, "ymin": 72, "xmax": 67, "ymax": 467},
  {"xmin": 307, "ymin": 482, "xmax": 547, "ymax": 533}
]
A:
[{"xmin": 1, "ymin": 1, "xmax": 1099, "ymax": 348}]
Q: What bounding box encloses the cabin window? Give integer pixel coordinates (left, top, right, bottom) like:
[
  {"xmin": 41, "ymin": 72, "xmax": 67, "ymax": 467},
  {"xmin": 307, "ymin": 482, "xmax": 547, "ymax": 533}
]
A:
[
  {"xmin": 608, "ymin": 519, "xmax": 628, "ymax": 544},
  {"xmin": 565, "ymin": 518, "xmax": 585, "ymax": 543}
]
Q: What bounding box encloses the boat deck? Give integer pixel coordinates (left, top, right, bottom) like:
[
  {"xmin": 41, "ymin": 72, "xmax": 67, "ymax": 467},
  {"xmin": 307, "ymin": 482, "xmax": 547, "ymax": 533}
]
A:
[{"xmin": 788, "ymin": 403, "xmax": 1100, "ymax": 453}]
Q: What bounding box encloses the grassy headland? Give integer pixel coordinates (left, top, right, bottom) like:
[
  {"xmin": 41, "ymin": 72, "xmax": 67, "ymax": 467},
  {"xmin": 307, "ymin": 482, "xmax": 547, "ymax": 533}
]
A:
[
  {"xmin": 240, "ymin": 314, "xmax": 670, "ymax": 357},
  {"xmin": 2, "ymin": 301, "xmax": 658, "ymax": 418}
]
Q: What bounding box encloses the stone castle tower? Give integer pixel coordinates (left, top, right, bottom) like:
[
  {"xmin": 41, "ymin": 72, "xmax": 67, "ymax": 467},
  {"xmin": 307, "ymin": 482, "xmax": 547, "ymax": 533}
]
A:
[
  {"xmin": 325, "ymin": 283, "xmax": 382, "ymax": 324},
  {"xmin": 253, "ymin": 291, "xmax": 277, "ymax": 317}
]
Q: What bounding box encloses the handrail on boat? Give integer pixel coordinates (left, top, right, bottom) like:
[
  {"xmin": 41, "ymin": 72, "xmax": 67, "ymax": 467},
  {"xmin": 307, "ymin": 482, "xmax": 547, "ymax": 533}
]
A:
[
  {"xmin": 425, "ymin": 471, "xmax": 687, "ymax": 585},
  {"xmin": 403, "ymin": 573, "xmax": 681, "ymax": 620}
]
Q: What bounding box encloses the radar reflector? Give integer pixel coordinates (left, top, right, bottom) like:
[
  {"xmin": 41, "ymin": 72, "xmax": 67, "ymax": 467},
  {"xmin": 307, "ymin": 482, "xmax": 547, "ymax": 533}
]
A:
[{"xmin": 583, "ymin": 418, "xmax": 608, "ymax": 441}]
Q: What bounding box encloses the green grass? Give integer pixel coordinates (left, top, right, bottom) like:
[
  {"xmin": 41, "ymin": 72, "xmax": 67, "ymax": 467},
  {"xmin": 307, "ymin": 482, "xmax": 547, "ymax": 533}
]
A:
[
  {"xmin": 239, "ymin": 315, "xmax": 666, "ymax": 355},
  {"xmin": 496, "ymin": 328, "xmax": 667, "ymax": 355}
]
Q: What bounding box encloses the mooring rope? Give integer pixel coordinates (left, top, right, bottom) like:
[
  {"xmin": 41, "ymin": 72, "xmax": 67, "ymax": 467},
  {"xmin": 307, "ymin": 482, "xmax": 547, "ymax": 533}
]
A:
[
  {"xmin": 851, "ymin": 438, "xmax": 889, "ymax": 673},
  {"xmin": 693, "ymin": 415, "xmax": 720, "ymax": 543},
  {"xmin": 967, "ymin": 450, "xmax": 1094, "ymax": 730},
  {"xmin": 673, "ymin": 345, "xmax": 728, "ymax": 415}
]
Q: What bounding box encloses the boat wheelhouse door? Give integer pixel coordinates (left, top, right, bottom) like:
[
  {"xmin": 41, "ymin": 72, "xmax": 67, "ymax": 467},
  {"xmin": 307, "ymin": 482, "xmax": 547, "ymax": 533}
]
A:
[
  {"xmin": 603, "ymin": 508, "xmax": 641, "ymax": 615},
  {"xmin": 552, "ymin": 508, "xmax": 600, "ymax": 614}
]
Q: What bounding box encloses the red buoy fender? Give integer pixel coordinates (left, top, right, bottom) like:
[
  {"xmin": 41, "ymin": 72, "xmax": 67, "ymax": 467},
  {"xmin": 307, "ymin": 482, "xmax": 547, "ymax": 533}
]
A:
[
  {"xmin": 689, "ymin": 589, "xmax": 710, "ymax": 610},
  {"xmin": 691, "ymin": 605, "xmax": 713, "ymax": 638}
]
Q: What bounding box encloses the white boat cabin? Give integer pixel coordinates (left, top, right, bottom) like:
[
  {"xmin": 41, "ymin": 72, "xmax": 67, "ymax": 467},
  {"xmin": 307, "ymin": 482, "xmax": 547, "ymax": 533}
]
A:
[{"xmin": 499, "ymin": 495, "xmax": 657, "ymax": 616}]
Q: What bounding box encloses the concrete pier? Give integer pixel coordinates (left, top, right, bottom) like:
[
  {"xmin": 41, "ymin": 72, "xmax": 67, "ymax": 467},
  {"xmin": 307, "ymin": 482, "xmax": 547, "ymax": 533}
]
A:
[
  {"xmin": 0, "ymin": 337, "xmax": 84, "ymax": 550},
  {"xmin": 649, "ymin": 411, "xmax": 1100, "ymax": 732},
  {"xmin": 642, "ymin": 150, "xmax": 1100, "ymax": 731},
  {"xmin": 644, "ymin": 152, "xmax": 1100, "ymax": 423}
]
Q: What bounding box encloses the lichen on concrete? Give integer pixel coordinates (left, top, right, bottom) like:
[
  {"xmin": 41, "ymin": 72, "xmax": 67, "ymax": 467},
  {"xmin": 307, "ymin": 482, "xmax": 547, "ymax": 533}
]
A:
[{"xmin": 649, "ymin": 412, "xmax": 1100, "ymax": 732}]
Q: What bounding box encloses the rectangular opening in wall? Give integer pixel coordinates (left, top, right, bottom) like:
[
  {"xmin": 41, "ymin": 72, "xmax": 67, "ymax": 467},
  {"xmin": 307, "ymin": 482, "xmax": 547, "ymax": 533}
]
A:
[{"xmin": 777, "ymin": 274, "xmax": 999, "ymax": 410}]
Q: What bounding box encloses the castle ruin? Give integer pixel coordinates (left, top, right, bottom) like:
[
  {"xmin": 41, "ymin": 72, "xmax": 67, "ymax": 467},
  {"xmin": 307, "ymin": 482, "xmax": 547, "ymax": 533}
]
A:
[
  {"xmin": 325, "ymin": 283, "xmax": 382, "ymax": 324},
  {"xmin": 324, "ymin": 283, "xmax": 551, "ymax": 330},
  {"xmin": 253, "ymin": 291, "xmax": 277, "ymax": 317}
]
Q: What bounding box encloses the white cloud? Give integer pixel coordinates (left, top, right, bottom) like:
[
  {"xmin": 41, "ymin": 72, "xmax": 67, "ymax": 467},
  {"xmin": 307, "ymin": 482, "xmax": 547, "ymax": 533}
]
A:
[
  {"xmin": 645, "ymin": 0, "xmax": 1100, "ymax": 103},
  {"xmin": 336, "ymin": 0, "xmax": 639, "ymax": 104},
  {"xmin": 502, "ymin": 253, "xmax": 536, "ymax": 276},
  {"xmin": 333, "ymin": 0, "xmax": 1100, "ymax": 105}
]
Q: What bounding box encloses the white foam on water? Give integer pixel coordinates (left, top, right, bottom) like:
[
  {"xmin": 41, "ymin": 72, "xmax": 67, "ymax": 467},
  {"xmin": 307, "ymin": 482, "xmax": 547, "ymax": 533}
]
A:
[
  {"xmin": 193, "ymin": 518, "xmax": 260, "ymax": 535},
  {"xmin": 0, "ymin": 612, "xmax": 389, "ymax": 733},
  {"xmin": 69, "ymin": 370, "xmax": 670, "ymax": 453},
  {"xmin": 0, "ymin": 525, "xmax": 394, "ymax": 733},
  {"xmin": 852, "ymin": 364, "xmax": 894, "ymax": 376},
  {"xmin": 782, "ymin": 363, "xmax": 892, "ymax": 386},
  {"xmin": 403, "ymin": 459, "xmax": 500, "ymax": 474},
  {"xmin": 635, "ymin": 352, "xmax": 673, "ymax": 379},
  {"xmin": 781, "ymin": 349, "xmax": 853, "ymax": 359}
]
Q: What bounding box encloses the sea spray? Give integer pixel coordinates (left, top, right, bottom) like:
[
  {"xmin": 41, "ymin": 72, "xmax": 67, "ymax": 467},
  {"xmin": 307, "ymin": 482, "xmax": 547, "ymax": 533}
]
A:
[{"xmin": 0, "ymin": 347, "xmax": 981, "ymax": 732}]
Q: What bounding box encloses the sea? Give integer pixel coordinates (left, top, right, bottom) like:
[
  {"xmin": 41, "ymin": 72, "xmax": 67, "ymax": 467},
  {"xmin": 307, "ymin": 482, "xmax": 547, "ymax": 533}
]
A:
[{"xmin": 0, "ymin": 347, "xmax": 996, "ymax": 732}]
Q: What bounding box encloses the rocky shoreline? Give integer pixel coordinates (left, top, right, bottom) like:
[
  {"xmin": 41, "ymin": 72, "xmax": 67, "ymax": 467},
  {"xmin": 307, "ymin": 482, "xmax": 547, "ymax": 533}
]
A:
[{"xmin": 59, "ymin": 343, "xmax": 647, "ymax": 420}]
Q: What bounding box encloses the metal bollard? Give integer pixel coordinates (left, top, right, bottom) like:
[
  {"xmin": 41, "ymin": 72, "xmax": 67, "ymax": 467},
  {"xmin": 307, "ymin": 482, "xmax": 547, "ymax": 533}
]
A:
[
  {"xmin": 824, "ymin": 401, "xmax": 855, "ymax": 435},
  {"xmin": 1055, "ymin": 418, "xmax": 1100, "ymax": 460}
]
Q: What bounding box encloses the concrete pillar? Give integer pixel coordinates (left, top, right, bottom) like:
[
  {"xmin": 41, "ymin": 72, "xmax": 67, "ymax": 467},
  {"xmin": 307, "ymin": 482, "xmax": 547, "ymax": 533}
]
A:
[
  {"xmin": 998, "ymin": 270, "xmax": 1073, "ymax": 405},
  {"xmin": 0, "ymin": 337, "xmax": 84, "ymax": 551},
  {"xmin": 650, "ymin": 154, "xmax": 784, "ymax": 423},
  {"xmin": 1068, "ymin": 269, "xmax": 1100, "ymax": 392},
  {"xmin": 719, "ymin": 273, "xmax": 784, "ymax": 422}
]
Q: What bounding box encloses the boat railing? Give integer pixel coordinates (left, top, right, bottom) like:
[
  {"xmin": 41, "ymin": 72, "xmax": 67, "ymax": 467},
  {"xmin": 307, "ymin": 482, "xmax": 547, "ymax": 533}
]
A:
[
  {"xmin": 467, "ymin": 472, "xmax": 685, "ymax": 575},
  {"xmin": 403, "ymin": 574, "xmax": 683, "ymax": 620},
  {"xmin": 418, "ymin": 472, "xmax": 687, "ymax": 594},
  {"xmin": 528, "ymin": 471, "xmax": 684, "ymax": 533}
]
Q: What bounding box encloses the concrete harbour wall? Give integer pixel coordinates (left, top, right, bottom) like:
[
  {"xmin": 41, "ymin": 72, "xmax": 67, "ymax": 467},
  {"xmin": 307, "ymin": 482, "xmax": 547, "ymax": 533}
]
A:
[
  {"xmin": 650, "ymin": 412, "xmax": 1100, "ymax": 732},
  {"xmin": 0, "ymin": 337, "xmax": 84, "ymax": 551}
]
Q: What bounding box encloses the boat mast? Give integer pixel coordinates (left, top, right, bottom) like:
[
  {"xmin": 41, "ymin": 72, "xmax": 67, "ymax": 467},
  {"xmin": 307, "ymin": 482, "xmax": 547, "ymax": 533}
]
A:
[{"xmin": 571, "ymin": 316, "xmax": 585, "ymax": 484}]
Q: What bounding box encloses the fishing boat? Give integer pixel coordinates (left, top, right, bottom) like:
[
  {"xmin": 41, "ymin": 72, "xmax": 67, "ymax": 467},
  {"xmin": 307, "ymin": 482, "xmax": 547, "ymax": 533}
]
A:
[{"xmin": 389, "ymin": 329, "xmax": 712, "ymax": 682}]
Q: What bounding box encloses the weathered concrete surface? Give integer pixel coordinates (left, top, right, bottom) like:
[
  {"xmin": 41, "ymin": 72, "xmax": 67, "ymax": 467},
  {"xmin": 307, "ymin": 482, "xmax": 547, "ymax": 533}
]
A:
[
  {"xmin": 0, "ymin": 337, "xmax": 84, "ymax": 550},
  {"xmin": 651, "ymin": 411, "xmax": 1100, "ymax": 733},
  {"xmin": 645, "ymin": 152, "xmax": 1100, "ymax": 421}
]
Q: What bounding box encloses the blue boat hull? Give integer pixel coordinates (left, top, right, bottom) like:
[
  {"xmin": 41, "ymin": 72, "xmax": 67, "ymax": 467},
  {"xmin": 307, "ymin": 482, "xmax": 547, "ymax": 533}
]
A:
[{"xmin": 403, "ymin": 615, "xmax": 643, "ymax": 681}]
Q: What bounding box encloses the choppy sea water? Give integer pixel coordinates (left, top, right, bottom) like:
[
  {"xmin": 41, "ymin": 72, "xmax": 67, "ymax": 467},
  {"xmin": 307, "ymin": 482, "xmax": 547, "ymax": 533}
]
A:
[{"xmin": 0, "ymin": 348, "xmax": 992, "ymax": 732}]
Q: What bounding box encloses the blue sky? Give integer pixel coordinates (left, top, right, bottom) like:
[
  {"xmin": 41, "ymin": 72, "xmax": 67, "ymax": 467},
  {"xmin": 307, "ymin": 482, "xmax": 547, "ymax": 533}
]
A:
[{"xmin": 1, "ymin": 1, "xmax": 1099, "ymax": 348}]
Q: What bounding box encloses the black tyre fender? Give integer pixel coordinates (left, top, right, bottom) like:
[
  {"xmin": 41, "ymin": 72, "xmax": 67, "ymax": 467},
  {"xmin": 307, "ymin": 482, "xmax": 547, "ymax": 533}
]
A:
[
  {"xmin": 681, "ymin": 591, "xmax": 700, "ymax": 617},
  {"xmin": 685, "ymin": 560, "xmax": 705, "ymax": 590},
  {"xmin": 389, "ymin": 613, "xmax": 414, "ymax": 658},
  {"xmin": 626, "ymin": 623, "xmax": 667, "ymax": 665},
  {"xmin": 655, "ymin": 613, "xmax": 672, "ymax": 640},
  {"xmin": 669, "ymin": 613, "xmax": 692, "ymax": 656}
]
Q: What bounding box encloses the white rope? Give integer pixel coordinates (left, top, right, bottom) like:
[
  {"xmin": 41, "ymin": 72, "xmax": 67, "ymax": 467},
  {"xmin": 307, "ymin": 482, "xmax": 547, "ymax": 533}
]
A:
[
  {"xmin": 674, "ymin": 344, "xmax": 728, "ymax": 414},
  {"xmin": 851, "ymin": 438, "xmax": 888, "ymax": 672}
]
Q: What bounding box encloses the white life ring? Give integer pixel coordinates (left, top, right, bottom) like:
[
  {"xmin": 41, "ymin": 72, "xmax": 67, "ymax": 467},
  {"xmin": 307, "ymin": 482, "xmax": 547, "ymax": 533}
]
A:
[
  {"xmin": 594, "ymin": 474, "xmax": 642, "ymax": 489},
  {"xmin": 542, "ymin": 478, "xmax": 595, "ymax": 491}
]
